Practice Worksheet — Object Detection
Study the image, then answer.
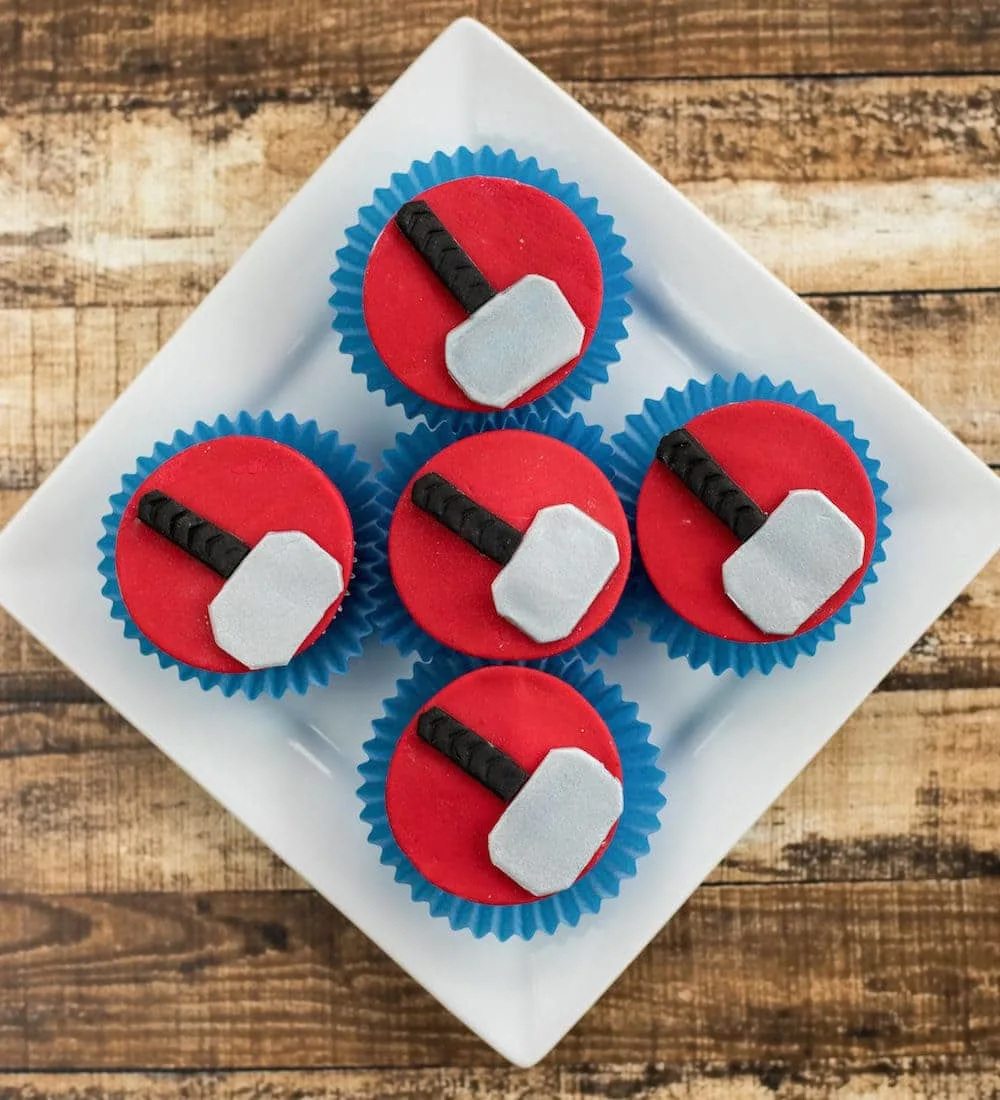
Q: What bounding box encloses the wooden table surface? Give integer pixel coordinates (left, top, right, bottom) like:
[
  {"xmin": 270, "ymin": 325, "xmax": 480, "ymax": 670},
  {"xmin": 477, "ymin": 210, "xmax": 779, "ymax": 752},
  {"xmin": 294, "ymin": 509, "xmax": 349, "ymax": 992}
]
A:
[{"xmin": 1, "ymin": 2, "xmax": 999, "ymax": 1096}]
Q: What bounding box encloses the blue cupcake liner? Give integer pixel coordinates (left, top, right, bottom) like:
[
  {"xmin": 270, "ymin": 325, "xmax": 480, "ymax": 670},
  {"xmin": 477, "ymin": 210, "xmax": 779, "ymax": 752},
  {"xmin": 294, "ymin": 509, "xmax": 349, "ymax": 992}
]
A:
[
  {"xmin": 358, "ymin": 652, "xmax": 666, "ymax": 940},
  {"xmin": 611, "ymin": 373, "xmax": 892, "ymax": 676},
  {"xmin": 372, "ymin": 407, "xmax": 633, "ymax": 663},
  {"xmin": 98, "ymin": 411, "xmax": 384, "ymax": 699},
  {"xmin": 329, "ymin": 145, "xmax": 632, "ymax": 428}
]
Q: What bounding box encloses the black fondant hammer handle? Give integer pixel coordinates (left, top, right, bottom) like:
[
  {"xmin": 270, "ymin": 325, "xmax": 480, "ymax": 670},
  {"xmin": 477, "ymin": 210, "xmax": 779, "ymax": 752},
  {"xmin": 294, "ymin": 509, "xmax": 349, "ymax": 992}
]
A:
[
  {"xmin": 656, "ymin": 428, "xmax": 767, "ymax": 543},
  {"xmin": 138, "ymin": 490, "xmax": 251, "ymax": 579},
  {"xmin": 417, "ymin": 706, "xmax": 529, "ymax": 803},
  {"xmin": 395, "ymin": 200, "xmax": 496, "ymax": 315},
  {"xmin": 411, "ymin": 472, "xmax": 523, "ymax": 567}
]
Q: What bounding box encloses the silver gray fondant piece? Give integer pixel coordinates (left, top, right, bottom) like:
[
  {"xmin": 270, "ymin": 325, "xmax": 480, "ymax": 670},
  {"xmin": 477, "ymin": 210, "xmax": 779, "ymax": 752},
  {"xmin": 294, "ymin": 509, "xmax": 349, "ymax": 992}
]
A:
[
  {"xmin": 488, "ymin": 746, "xmax": 624, "ymax": 897},
  {"xmin": 445, "ymin": 275, "xmax": 585, "ymax": 408},
  {"xmin": 491, "ymin": 503, "xmax": 620, "ymax": 643},
  {"xmin": 209, "ymin": 530, "xmax": 345, "ymax": 670},
  {"xmin": 722, "ymin": 489, "xmax": 865, "ymax": 635}
]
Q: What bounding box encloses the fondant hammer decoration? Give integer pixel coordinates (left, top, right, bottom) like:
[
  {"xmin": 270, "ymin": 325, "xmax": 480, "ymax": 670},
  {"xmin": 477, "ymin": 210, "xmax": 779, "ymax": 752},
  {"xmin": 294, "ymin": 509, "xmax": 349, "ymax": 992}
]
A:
[
  {"xmin": 137, "ymin": 490, "xmax": 344, "ymax": 669},
  {"xmin": 411, "ymin": 472, "xmax": 620, "ymax": 644},
  {"xmin": 417, "ymin": 706, "xmax": 623, "ymax": 896},
  {"xmin": 395, "ymin": 199, "xmax": 585, "ymax": 408},
  {"xmin": 657, "ymin": 428, "xmax": 865, "ymax": 635}
]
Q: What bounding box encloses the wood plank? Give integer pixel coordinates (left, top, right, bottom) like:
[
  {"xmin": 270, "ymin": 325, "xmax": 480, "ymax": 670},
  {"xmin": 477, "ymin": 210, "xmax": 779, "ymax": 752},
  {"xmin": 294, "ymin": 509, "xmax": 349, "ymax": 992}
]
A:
[
  {"xmin": 582, "ymin": 78, "xmax": 1000, "ymax": 185},
  {"xmin": 2, "ymin": 77, "xmax": 999, "ymax": 309},
  {"xmin": 882, "ymin": 559, "xmax": 1000, "ymax": 693},
  {"xmin": 0, "ymin": 700, "xmax": 137, "ymax": 758},
  {"xmin": 0, "ymin": 489, "xmax": 30, "ymax": 528},
  {"xmin": 12, "ymin": 302, "xmax": 998, "ymax": 700},
  {"xmin": 810, "ymin": 293, "xmax": 1000, "ymax": 465},
  {"xmin": 1, "ymin": 294, "xmax": 998, "ymax": 494},
  {"xmin": 0, "ymin": 703, "xmax": 301, "ymax": 894},
  {"xmin": 0, "ymin": 1061, "xmax": 995, "ymax": 1099},
  {"xmin": 0, "ymin": 308, "xmax": 186, "ymax": 489},
  {"xmin": 0, "ymin": 689, "xmax": 995, "ymax": 895},
  {"xmin": 0, "ymin": 881, "xmax": 994, "ymax": 1067},
  {"xmin": 1, "ymin": 524, "xmax": 998, "ymax": 702},
  {"xmin": 3, "ymin": 0, "xmax": 1000, "ymax": 104},
  {"xmin": 0, "ymin": 632, "xmax": 91, "ymax": 705},
  {"xmin": 720, "ymin": 689, "xmax": 1000, "ymax": 884}
]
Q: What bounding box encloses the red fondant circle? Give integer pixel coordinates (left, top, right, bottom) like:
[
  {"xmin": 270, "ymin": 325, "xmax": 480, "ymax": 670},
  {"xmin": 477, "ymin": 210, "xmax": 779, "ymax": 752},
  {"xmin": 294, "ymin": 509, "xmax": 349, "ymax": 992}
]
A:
[
  {"xmin": 362, "ymin": 176, "xmax": 604, "ymax": 412},
  {"xmin": 388, "ymin": 429, "xmax": 631, "ymax": 660},
  {"xmin": 636, "ymin": 400, "xmax": 877, "ymax": 643},
  {"xmin": 385, "ymin": 665, "xmax": 623, "ymax": 905},
  {"xmin": 115, "ymin": 436, "xmax": 354, "ymax": 673}
]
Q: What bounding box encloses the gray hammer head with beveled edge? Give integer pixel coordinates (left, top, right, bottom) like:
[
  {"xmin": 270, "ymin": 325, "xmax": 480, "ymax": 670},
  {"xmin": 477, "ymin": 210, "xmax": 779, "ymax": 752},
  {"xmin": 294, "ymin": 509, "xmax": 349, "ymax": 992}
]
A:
[
  {"xmin": 722, "ymin": 489, "xmax": 864, "ymax": 635},
  {"xmin": 445, "ymin": 275, "xmax": 585, "ymax": 408},
  {"xmin": 208, "ymin": 530, "xmax": 344, "ymax": 669},
  {"xmin": 657, "ymin": 429, "xmax": 866, "ymax": 635},
  {"xmin": 410, "ymin": 474, "xmax": 620, "ymax": 644},
  {"xmin": 491, "ymin": 503, "xmax": 620, "ymax": 643},
  {"xmin": 488, "ymin": 746, "xmax": 623, "ymax": 896},
  {"xmin": 138, "ymin": 490, "xmax": 345, "ymax": 670},
  {"xmin": 395, "ymin": 200, "xmax": 585, "ymax": 409},
  {"xmin": 417, "ymin": 707, "xmax": 623, "ymax": 898}
]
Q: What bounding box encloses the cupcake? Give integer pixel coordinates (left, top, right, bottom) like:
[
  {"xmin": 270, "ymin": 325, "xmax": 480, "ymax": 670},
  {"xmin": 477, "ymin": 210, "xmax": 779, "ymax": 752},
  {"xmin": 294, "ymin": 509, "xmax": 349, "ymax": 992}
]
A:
[
  {"xmin": 98, "ymin": 412, "xmax": 382, "ymax": 697},
  {"xmin": 358, "ymin": 655, "xmax": 665, "ymax": 939},
  {"xmin": 613, "ymin": 374, "xmax": 891, "ymax": 675},
  {"xmin": 375, "ymin": 409, "xmax": 632, "ymax": 662},
  {"xmin": 330, "ymin": 146, "xmax": 632, "ymax": 426}
]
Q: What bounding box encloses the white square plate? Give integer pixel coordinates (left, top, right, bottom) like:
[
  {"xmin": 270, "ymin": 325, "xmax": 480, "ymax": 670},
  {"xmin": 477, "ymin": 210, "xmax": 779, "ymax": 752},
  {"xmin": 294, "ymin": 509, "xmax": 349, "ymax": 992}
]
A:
[{"xmin": 1, "ymin": 18, "xmax": 999, "ymax": 1067}]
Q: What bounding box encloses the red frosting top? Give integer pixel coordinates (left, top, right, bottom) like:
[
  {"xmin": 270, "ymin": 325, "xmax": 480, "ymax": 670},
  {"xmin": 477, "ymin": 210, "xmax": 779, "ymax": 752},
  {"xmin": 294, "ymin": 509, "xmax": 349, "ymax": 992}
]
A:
[
  {"xmin": 388, "ymin": 428, "xmax": 631, "ymax": 660},
  {"xmin": 385, "ymin": 665, "xmax": 622, "ymax": 905},
  {"xmin": 363, "ymin": 176, "xmax": 604, "ymax": 411},
  {"xmin": 636, "ymin": 400, "xmax": 877, "ymax": 642},
  {"xmin": 115, "ymin": 436, "xmax": 354, "ymax": 672}
]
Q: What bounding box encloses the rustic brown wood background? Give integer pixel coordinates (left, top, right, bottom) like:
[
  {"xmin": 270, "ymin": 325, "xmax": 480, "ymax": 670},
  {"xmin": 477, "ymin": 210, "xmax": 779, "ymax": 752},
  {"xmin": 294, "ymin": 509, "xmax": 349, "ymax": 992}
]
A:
[{"xmin": 1, "ymin": 1, "xmax": 1000, "ymax": 1096}]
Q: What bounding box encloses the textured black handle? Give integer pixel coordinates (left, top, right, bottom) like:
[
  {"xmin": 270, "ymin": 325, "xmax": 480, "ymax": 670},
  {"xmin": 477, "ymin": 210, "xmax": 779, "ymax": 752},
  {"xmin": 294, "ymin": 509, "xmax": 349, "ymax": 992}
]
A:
[
  {"xmin": 656, "ymin": 428, "xmax": 767, "ymax": 542},
  {"xmin": 417, "ymin": 706, "xmax": 529, "ymax": 803},
  {"xmin": 138, "ymin": 490, "xmax": 251, "ymax": 579},
  {"xmin": 411, "ymin": 472, "xmax": 522, "ymax": 566},
  {"xmin": 395, "ymin": 199, "xmax": 496, "ymax": 315}
]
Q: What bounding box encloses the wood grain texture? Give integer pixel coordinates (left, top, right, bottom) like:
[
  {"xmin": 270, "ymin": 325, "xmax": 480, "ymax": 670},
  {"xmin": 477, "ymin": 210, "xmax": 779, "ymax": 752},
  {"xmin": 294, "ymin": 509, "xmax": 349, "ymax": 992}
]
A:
[
  {"xmin": 0, "ymin": 690, "xmax": 996, "ymax": 896},
  {"xmin": 0, "ymin": 552, "xmax": 999, "ymax": 704},
  {"xmin": 2, "ymin": 294, "xmax": 999, "ymax": 489},
  {"xmin": 3, "ymin": 0, "xmax": 1000, "ymax": 105},
  {"xmin": 0, "ymin": 1062, "xmax": 997, "ymax": 1098},
  {"xmin": 2, "ymin": 77, "xmax": 999, "ymax": 309},
  {"xmin": 0, "ymin": 307, "xmax": 186, "ymax": 488},
  {"xmin": 2, "ymin": 483, "xmax": 999, "ymax": 706},
  {"xmin": 0, "ymin": 882, "xmax": 995, "ymax": 1068},
  {"xmin": 0, "ymin": 703, "xmax": 301, "ymax": 894}
]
